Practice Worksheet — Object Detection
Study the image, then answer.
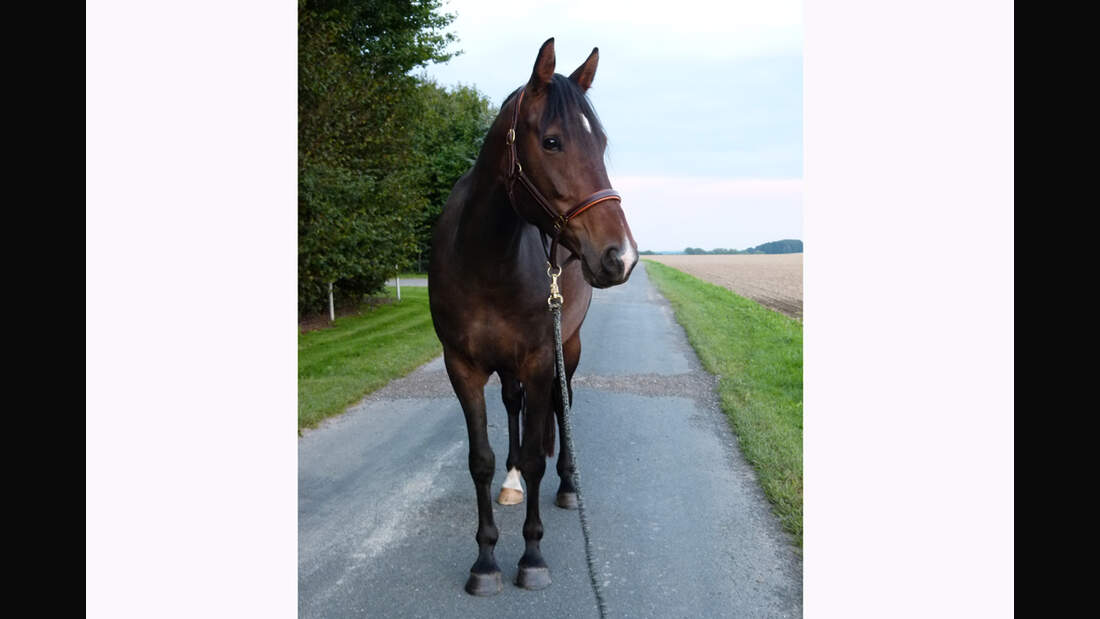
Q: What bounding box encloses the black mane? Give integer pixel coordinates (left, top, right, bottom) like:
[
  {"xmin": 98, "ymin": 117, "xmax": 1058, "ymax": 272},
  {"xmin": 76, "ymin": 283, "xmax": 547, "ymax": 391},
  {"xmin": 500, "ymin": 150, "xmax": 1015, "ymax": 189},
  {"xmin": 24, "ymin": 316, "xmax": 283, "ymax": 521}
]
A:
[{"xmin": 503, "ymin": 74, "xmax": 606, "ymax": 142}]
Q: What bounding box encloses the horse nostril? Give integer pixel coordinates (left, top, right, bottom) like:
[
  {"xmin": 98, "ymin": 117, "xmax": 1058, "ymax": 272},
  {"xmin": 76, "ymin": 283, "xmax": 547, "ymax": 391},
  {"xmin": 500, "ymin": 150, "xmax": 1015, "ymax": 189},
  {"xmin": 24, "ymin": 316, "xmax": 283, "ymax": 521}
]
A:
[{"xmin": 601, "ymin": 246, "xmax": 624, "ymax": 274}]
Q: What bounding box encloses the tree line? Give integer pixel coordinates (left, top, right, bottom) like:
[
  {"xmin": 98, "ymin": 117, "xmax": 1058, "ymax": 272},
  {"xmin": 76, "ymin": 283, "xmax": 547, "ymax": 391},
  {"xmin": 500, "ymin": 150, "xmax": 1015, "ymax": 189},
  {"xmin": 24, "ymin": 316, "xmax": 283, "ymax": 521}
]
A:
[
  {"xmin": 681, "ymin": 239, "xmax": 803, "ymax": 255},
  {"xmin": 298, "ymin": 0, "xmax": 496, "ymax": 316},
  {"xmin": 638, "ymin": 239, "xmax": 803, "ymax": 255}
]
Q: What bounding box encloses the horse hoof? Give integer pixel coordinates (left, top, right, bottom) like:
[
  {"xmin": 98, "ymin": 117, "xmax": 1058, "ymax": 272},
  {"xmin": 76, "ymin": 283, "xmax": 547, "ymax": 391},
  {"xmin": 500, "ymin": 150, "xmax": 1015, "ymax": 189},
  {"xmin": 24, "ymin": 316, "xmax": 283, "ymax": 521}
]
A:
[
  {"xmin": 555, "ymin": 491, "xmax": 578, "ymax": 510},
  {"xmin": 515, "ymin": 566, "xmax": 551, "ymax": 590},
  {"xmin": 497, "ymin": 487, "xmax": 524, "ymax": 505},
  {"xmin": 465, "ymin": 570, "xmax": 503, "ymax": 596}
]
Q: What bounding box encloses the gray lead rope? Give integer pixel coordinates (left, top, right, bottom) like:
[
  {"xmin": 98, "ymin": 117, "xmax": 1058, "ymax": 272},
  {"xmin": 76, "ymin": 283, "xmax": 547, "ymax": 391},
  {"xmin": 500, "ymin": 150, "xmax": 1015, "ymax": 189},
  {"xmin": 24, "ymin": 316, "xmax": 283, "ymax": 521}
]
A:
[{"xmin": 549, "ymin": 285, "xmax": 609, "ymax": 618}]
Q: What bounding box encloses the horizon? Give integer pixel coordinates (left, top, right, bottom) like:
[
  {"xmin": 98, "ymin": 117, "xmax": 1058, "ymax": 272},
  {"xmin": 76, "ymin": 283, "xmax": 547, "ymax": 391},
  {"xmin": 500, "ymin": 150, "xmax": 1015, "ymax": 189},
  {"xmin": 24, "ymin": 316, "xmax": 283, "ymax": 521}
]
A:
[{"xmin": 639, "ymin": 237, "xmax": 803, "ymax": 254}]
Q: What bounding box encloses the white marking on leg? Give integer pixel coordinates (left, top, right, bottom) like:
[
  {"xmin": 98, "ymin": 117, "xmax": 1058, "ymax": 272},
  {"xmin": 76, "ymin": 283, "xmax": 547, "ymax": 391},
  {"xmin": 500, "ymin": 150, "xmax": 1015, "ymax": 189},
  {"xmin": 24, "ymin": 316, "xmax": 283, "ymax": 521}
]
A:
[
  {"xmin": 502, "ymin": 467, "xmax": 524, "ymax": 491},
  {"xmin": 579, "ymin": 113, "xmax": 592, "ymax": 133}
]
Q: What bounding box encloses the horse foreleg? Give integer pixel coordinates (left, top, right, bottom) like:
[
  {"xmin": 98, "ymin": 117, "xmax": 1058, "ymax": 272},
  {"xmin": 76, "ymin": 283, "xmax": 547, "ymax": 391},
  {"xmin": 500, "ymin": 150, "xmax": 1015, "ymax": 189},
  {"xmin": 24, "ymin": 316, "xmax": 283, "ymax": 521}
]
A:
[
  {"xmin": 515, "ymin": 368, "xmax": 553, "ymax": 590},
  {"xmin": 443, "ymin": 351, "xmax": 502, "ymax": 596},
  {"xmin": 554, "ymin": 332, "xmax": 581, "ymax": 509},
  {"xmin": 498, "ymin": 373, "xmax": 525, "ymax": 505}
]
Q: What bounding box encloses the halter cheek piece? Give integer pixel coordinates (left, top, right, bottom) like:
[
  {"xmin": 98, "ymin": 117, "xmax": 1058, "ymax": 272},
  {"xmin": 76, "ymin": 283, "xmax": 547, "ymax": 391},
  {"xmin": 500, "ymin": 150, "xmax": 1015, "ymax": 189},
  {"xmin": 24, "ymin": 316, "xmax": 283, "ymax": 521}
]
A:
[{"xmin": 504, "ymin": 87, "xmax": 622, "ymax": 270}]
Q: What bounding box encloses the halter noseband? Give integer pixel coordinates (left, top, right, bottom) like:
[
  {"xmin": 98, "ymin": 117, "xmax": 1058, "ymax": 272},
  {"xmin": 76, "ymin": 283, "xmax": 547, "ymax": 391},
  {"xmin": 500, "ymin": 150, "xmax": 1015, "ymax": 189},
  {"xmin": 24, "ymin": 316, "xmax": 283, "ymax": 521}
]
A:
[{"xmin": 504, "ymin": 87, "xmax": 622, "ymax": 270}]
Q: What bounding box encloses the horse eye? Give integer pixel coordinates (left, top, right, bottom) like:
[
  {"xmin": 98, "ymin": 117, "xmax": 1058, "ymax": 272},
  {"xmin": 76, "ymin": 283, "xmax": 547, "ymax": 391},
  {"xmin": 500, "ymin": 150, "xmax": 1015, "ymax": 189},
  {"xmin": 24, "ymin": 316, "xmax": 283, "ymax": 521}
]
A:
[{"xmin": 542, "ymin": 136, "xmax": 562, "ymax": 151}]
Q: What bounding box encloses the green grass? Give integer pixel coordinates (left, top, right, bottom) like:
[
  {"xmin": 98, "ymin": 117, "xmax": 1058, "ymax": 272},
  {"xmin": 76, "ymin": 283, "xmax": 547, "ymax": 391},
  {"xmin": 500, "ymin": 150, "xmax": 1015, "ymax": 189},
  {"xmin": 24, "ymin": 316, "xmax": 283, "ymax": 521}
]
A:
[
  {"xmin": 644, "ymin": 260, "xmax": 804, "ymax": 546},
  {"xmin": 298, "ymin": 286, "xmax": 442, "ymax": 431}
]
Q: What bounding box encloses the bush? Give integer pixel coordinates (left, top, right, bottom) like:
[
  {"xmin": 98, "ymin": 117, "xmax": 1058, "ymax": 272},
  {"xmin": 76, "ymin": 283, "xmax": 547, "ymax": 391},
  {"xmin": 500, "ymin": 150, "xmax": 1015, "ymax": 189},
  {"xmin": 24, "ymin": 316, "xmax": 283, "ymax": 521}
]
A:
[{"xmin": 298, "ymin": 161, "xmax": 422, "ymax": 315}]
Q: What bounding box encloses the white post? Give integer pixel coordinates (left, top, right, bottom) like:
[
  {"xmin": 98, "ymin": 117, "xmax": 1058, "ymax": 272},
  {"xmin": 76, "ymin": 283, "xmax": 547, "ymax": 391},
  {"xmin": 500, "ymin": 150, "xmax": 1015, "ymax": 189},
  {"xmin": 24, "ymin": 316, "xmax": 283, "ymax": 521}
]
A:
[
  {"xmin": 328, "ymin": 282, "xmax": 335, "ymax": 322},
  {"xmin": 395, "ymin": 266, "xmax": 401, "ymax": 302}
]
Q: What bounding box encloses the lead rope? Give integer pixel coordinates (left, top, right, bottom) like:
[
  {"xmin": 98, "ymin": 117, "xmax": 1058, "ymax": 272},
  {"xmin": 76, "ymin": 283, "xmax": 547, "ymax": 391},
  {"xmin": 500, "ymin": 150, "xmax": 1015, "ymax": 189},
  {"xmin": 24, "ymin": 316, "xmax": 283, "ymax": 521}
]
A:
[{"xmin": 547, "ymin": 266, "xmax": 609, "ymax": 618}]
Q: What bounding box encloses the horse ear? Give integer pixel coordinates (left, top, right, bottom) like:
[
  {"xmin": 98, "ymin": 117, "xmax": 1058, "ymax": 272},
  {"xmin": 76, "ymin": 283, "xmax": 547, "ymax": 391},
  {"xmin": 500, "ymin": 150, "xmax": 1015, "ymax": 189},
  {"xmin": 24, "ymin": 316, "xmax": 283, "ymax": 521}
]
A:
[
  {"xmin": 569, "ymin": 47, "xmax": 599, "ymax": 92},
  {"xmin": 527, "ymin": 37, "xmax": 556, "ymax": 95}
]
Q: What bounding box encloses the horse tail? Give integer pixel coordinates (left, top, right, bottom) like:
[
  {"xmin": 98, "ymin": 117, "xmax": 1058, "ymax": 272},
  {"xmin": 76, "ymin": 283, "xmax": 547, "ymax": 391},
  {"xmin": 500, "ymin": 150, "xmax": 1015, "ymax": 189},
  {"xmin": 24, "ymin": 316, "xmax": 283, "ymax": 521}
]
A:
[
  {"xmin": 543, "ymin": 406, "xmax": 556, "ymax": 458},
  {"xmin": 544, "ymin": 375, "xmax": 563, "ymax": 458}
]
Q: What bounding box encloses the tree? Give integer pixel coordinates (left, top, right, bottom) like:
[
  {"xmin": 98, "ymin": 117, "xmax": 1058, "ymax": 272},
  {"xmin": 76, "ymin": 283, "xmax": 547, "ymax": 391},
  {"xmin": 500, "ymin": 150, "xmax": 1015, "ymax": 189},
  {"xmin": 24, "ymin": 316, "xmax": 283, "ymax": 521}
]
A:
[
  {"xmin": 409, "ymin": 80, "xmax": 497, "ymax": 270},
  {"xmin": 297, "ymin": 0, "xmax": 459, "ymax": 315},
  {"xmin": 754, "ymin": 239, "xmax": 803, "ymax": 254}
]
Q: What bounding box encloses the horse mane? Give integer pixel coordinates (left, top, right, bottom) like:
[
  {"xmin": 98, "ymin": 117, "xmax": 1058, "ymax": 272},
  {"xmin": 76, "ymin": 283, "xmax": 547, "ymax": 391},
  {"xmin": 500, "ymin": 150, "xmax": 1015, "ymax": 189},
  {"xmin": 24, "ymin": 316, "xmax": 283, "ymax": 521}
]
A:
[{"xmin": 503, "ymin": 74, "xmax": 607, "ymax": 142}]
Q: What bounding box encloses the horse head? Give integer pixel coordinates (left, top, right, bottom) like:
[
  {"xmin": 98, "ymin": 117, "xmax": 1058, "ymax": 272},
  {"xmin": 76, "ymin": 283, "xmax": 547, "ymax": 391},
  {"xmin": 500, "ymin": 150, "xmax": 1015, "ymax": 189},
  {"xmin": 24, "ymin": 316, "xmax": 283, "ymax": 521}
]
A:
[{"xmin": 502, "ymin": 38, "xmax": 638, "ymax": 288}]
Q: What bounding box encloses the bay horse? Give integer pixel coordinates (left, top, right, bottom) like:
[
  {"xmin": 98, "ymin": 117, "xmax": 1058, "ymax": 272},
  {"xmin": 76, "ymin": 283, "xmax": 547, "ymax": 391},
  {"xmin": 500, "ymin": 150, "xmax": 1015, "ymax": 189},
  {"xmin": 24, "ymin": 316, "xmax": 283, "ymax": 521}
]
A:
[{"xmin": 428, "ymin": 38, "xmax": 638, "ymax": 595}]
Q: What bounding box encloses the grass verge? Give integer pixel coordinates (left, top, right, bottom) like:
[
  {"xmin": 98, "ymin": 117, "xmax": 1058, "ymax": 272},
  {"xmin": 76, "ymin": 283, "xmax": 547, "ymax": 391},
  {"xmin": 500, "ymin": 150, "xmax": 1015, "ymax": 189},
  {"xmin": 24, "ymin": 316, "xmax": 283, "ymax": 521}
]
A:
[
  {"xmin": 298, "ymin": 286, "xmax": 441, "ymax": 431},
  {"xmin": 644, "ymin": 260, "xmax": 803, "ymax": 546}
]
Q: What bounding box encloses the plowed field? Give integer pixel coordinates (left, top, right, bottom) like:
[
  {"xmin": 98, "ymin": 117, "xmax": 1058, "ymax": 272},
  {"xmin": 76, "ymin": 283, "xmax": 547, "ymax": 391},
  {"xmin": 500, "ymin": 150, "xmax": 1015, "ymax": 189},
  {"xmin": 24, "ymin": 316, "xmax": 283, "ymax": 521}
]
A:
[{"xmin": 644, "ymin": 254, "xmax": 803, "ymax": 320}]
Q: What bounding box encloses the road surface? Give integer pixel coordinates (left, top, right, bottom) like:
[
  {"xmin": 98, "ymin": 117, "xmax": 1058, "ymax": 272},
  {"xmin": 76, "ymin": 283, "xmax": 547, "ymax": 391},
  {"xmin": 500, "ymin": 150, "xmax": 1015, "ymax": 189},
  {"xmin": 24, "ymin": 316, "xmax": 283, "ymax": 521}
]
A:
[{"xmin": 299, "ymin": 262, "xmax": 803, "ymax": 618}]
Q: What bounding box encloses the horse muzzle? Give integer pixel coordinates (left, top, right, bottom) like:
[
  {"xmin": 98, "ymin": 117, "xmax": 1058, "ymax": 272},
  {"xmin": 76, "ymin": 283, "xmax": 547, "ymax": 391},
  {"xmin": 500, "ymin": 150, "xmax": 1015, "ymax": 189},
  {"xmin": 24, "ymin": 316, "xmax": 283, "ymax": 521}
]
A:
[{"xmin": 581, "ymin": 242, "xmax": 638, "ymax": 288}]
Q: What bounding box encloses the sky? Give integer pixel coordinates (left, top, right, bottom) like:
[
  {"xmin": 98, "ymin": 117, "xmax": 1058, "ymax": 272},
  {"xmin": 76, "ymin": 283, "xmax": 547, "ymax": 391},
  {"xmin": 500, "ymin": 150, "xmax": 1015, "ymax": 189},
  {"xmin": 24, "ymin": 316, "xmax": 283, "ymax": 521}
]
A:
[{"xmin": 419, "ymin": 0, "xmax": 803, "ymax": 252}]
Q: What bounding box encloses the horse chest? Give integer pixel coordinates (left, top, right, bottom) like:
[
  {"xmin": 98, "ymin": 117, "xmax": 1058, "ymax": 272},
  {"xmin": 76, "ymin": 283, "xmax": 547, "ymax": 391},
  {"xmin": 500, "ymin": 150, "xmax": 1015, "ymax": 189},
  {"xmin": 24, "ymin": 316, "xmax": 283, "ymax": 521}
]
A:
[{"xmin": 455, "ymin": 303, "xmax": 550, "ymax": 366}]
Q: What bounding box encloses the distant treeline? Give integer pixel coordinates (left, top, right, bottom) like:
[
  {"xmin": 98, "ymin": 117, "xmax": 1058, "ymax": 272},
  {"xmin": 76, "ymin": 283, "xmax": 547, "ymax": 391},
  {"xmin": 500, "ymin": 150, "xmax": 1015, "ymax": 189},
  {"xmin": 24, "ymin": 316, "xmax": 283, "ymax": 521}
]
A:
[{"xmin": 639, "ymin": 239, "xmax": 803, "ymax": 256}]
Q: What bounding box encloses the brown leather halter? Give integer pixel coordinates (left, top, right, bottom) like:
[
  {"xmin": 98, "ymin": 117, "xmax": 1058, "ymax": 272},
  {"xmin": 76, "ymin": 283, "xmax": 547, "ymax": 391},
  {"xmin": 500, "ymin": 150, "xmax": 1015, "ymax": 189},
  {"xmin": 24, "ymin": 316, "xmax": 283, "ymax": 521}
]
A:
[{"xmin": 504, "ymin": 87, "xmax": 622, "ymax": 270}]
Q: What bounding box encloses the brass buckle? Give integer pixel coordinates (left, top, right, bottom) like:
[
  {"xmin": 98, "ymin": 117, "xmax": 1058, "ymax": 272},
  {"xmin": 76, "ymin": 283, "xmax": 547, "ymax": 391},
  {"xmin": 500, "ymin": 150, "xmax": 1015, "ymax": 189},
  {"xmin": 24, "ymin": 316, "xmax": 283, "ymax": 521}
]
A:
[
  {"xmin": 506, "ymin": 128, "xmax": 516, "ymax": 145},
  {"xmin": 546, "ymin": 263, "xmax": 563, "ymax": 309}
]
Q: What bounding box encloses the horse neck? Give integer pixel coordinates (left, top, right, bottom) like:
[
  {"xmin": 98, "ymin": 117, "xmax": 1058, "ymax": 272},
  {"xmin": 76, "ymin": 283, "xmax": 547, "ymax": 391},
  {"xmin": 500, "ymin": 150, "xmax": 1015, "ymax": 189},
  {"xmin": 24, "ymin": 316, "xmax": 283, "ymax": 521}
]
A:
[{"xmin": 455, "ymin": 118, "xmax": 538, "ymax": 268}]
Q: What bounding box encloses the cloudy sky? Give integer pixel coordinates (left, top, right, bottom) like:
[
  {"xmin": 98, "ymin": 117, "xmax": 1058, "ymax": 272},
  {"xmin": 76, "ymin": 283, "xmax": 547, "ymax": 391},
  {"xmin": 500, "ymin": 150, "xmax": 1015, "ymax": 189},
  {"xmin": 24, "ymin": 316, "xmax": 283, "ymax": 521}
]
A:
[{"xmin": 419, "ymin": 0, "xmax": 803, "ymax": 252}]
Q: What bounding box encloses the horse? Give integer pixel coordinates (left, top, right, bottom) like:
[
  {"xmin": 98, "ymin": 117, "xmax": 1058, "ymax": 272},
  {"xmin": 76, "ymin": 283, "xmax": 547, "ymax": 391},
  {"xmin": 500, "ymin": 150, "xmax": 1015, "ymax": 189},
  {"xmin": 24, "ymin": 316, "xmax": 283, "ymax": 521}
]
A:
[{"xmin": 427, "ymin": 37, "xmax": 639, "ymax": 596}]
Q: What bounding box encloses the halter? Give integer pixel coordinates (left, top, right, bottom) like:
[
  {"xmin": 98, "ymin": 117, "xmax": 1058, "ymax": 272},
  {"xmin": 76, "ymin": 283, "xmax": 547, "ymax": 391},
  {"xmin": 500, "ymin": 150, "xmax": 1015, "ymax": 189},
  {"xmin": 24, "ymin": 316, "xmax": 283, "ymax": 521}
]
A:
[{"xmin": 504, "ymin": 87, "xmax": 622, "ymax": 270}]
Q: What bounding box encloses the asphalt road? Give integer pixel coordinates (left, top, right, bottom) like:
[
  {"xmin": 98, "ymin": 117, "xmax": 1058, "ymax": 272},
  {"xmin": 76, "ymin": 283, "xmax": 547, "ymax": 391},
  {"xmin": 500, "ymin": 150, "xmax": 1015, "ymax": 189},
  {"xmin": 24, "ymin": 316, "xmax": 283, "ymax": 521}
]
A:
[{"xmin": 299, "ymin": 262, "xmax": 803, "ymax": 618}]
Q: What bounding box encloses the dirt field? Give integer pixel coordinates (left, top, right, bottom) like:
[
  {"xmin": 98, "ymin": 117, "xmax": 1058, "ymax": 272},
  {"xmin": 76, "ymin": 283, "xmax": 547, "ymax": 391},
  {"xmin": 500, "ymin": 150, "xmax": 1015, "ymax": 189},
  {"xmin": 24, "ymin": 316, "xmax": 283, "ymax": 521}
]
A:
[{"xmin": 645, "ymin": 254, "xmax": 803, "ymax": 320}]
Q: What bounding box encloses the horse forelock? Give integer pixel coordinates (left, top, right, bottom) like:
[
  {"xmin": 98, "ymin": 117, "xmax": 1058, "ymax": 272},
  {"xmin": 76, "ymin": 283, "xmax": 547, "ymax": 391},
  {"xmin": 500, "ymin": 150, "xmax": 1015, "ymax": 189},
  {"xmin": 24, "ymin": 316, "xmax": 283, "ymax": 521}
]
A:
[{"xmin": 502, "ymin": 75, "xmax": 607, "ymax": 144}]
